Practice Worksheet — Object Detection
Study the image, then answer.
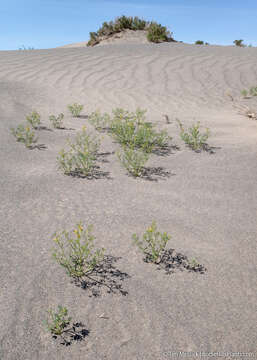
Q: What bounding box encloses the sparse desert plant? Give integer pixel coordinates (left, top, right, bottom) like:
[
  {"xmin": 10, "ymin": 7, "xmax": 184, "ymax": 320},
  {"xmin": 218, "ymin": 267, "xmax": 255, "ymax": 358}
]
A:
[
  {"xmin": 68, "ymin": 103, "xmax": 84, "ymax": 118},
  {"xmin": 249, "ymin": 86, "xmax": 257, "ymax": 96},
  {"xmin": 26, "ymin": 111, "xmax": 41, "ymax": 129},
  {"xmin": 233, "ymin": 39, "xmax": 245, "ymax": 47},
  {"xmin": 11, "ymin": 124, "xmax": 37, "ymax": 148},
  {"xmin": 117, "ymin": 146, "xmax": 149, "ymax": 177},
  {"xmin": 147, "ymin": 22, "xmax": 173, "ymax": 43},
  {"xmin": 57, "ymin": 149, "xmax": 74, "ymax": 175},
  {"xmin": 88, "ymin": 110, "xmax": 111, "ymax": 131},
  {"xmin": 132, "ymin": 221, "xmax": 171, "ymax": 263},
  {"xmin": 49, "ymin": 113, "xmax": 64, "ymax": 129},
  {"xmin": 178, "ymin": 120, "xmax": 210, "ymax": 151},
  {"xmin": 45, "ymin": 305, "xmax": 72, "ymax": 336},
  {"xmin": 188, "ymin": 258, "xmax": 200, "ymax": 268},
  {"xmin": 110, "ymin": 108, "xmax": 170, "ymax": 152},
  {"xmin": 241, "ymin": 89, "xmax": 249, "ymax": 98},
  {"xmin": 57, "ymin": 127, "xmax": 100, "ymax": 177},
  {"xmin": 52, "ymin": 223, "xmax": 105, "ymax": 279}
]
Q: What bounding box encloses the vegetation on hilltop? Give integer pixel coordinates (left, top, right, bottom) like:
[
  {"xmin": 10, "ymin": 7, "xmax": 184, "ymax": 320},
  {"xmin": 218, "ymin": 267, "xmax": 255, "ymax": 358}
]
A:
[
  {"xmin": 233, "ymin": 39, "xmax": 246, "ymax": 47},
  {"xmin": 87, "ymin": 15, "xmax": 175, "ymax": 46},
  {"xmin": 195, "ymin": 40, "xmax": 209, "ymax": 45}
]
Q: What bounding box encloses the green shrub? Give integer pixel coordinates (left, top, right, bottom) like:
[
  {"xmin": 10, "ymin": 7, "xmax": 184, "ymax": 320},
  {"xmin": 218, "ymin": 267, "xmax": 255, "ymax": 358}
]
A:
[
  {"xmin": 68, "ymin": 103, "xmax": 84, "ymax": 117},
  {"xmin": 52, "ymin": 223, "xmax": 105, "ymax": 279},
  {"xmin": 26, "ymin": 111, "xmax": 41, "ymax": 129},
  {"xmin": 147, "ymin": 22, "xmax": 173, "ymax": 43},
  {"xmin": 87, "ymin": 32, "xmax": 100, "ymax": 46},
  {"xmin": 88, "ymin": 110, "xmax": 111, "ymax": 131},
  {"xmin": 117, "ymin": 146, "xmax": 149, "ymax": 177},
  {"xmin": 57, "ymin": 127, "xmax": 100, "ymax": 177},
  {"xmin": 49, "ymin": 113, "xmax": 64, "ymax": 128},
  {"xmin": 87, "ymin": 16, "xmax": 174, "ymax": 46},
  {"xmin": 178, "ymin": 120, "xmax": 210, "ymax": 151},
  {"xmin": 45, "ymin": 305, "xmax": 71, "ymax": 336},
  {"xmin": 195, "ymin": 40, "xmax": 204, "ymax": 45},
  {"xmin": 11, "ymin": 124, "xmax": 37, "ymax": 148},
  {"xmin": 249, "ymin": 86, "xmax": 257, "ymax": 96},
  {"xmin": 132, "ymin": 221, "xmax": 171, "ymax": 263},
  {"xmin": 233, "ymin": 39, "xmax": 245, "ymax": 47},
  {"xmin": 131, "ymin": 16, "xmax": 147, "ymax": 30},
  {"xmin": 241, "ymin": 89, "xmax": 249, "ymax": 98},
  {"xmin": 110, "ymin": 108, "xmax": 170, "ymax": 152}
]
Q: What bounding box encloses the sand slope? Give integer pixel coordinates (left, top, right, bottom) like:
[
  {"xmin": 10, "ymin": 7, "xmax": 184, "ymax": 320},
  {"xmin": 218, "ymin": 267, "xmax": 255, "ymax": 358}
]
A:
[{"xmin": 0, "ymin": 43, "xmax": 256, "ymax": 360}]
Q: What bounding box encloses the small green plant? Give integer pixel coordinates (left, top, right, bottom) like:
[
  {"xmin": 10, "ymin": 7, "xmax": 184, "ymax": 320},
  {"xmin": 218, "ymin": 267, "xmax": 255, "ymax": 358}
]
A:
[
  {"xmin": 233, "ymin": 39, "xmax": 245, "ymax": 47},
  {"xmin": 178, "ymin": 120, "xmax": 210, "ymax": 151},
  {"xmin": 241, "ymin": 89, "xmax": 249, "ymax": 98},
  {"xmin": 249, "ymin": 86, "xmax": 257, "ymax": 96},
  {"xmin": 68, "ymin": 103, "xmax": 84, "ymax": 117},
  {"xmin": 11, "ymin": 124, "xmax": 37, "ymax": 148},
  {"xmin": 88, "ymin": 110, "xmax": 111, "ymax": 131},
  {"xmin": 26, "ymin": 111, "xmax": 41, "ymax": 129},
  {"xmin": 189, "ymin": 258, "xmax": 199, "ymax": 268},
  {"xmin": 57, "ymin": 127, "xmax": 100, "ymax": 177},
  {"xmin": 132, "ymin": 221, "xmax": 171, "ymax": 263},
  {"xmin": 117, "ymin": 146, "xmax": 149, "ymax": 177},
  {"xmin": 52, "ymin": 223, "xmax": 105, "ymax": 279},
  {"xmin": 147, "ymin": 22, "xmax": 173, "ymax": 43},
  {"xmin": 49, "ymin": 113, "xmax": 64, "ymax": 128},
  {"xmin": 45, "ymin": 305, "xmax": 71, "ymax": 336},
  {"xmin": 110, "ymin": 108, "xmax": 170, "ymax": 152}
]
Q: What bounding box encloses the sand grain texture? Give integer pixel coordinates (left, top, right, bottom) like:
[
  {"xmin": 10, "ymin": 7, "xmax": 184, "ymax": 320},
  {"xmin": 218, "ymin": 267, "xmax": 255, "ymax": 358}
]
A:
[{"xmin": 0, "ymin": 43, "xmax": 256, "ymax": 360}]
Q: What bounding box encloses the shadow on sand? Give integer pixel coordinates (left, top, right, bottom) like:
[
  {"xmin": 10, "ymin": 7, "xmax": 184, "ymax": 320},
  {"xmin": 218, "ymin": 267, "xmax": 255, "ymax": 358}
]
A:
[
  {"xmin": 144, "ymin": 249, "xmax": 207, "ymax": 275},
  {"xmin": 73, "ymin": 255, "xmax": 130, "ymax": 297},
  {"xmin": 52, "ymin": 323, "xmax": 90, "ymax": 346}
]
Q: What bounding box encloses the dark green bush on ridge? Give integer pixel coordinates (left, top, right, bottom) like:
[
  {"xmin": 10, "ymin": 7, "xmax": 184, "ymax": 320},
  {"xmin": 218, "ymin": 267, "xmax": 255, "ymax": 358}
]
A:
[
  {"xmin": 233, "ymin": 39, "xmax": 245, "ymax": 47},
  {"xmin": 147, "ymin": 22, "xmax": 173, "ymax": 43},
  {"xmin": 87, "ymin": 15, "xmax": 174, "ymax": 46},
  {"xmin": 195, "ymin": 40, "xmax": 209, "ymax": 45}
]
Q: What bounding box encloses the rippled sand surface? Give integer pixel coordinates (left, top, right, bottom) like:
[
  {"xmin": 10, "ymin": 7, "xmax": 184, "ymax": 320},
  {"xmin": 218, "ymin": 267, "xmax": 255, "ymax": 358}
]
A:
[{"xmin": 0, "ymin": 43, "xmax": 256, "ymax": 359}]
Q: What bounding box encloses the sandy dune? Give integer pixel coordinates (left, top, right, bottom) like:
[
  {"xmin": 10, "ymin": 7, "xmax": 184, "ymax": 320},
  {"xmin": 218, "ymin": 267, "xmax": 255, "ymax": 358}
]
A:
[{"xmin": 0, "ymin": 42, "xmax": 256, "ymax": 360}]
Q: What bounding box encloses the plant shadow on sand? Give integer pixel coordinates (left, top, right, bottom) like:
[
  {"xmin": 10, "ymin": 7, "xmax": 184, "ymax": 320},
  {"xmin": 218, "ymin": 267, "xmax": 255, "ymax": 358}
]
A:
[
  {"xmin": 77, "ymin": 115, "xmax": 88, "ymax": 120},
  {"xmin": 55, "ymin": 126, "xmax": 76, "ymax": 131},
  {"xmin": 36, "ymin": 125, "xmax": 53, "ymax": 131},
  {"xmin": 73, "ymin": 255, "xmax": 130, "ymax": 297},
  {"xmin": 30, "ymin": 143, "xmax": 47, "ymax": 150},
  {"xmin": 144, "ymin": 249, "xmax": 207, "ymax": 275},
  {"xmin": 194, "ymin": 144, "xmax": 221, "ymax": 154},
  {"xmin": 130, "ymin": 167, "xmax": 175, "ymax": 182},
  {"xmin": 97, "ymin": 151, "xmax": 115, "ymax": 164},
  {"xmin": 152, "ymin": 144, "xmax": 180, "ymax": 157},
  {"xmin": 68, "ymin": 165, "xmax": 112, "ymax": 180},
  {"xmin": 52, "ymin": 323, "xmax": 90, "ymax": 346}
]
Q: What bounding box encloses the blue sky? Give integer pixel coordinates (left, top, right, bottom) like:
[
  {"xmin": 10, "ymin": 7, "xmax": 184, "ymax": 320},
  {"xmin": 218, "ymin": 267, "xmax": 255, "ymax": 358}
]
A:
[{"xmin": 0, "ymin": 0, "xmax": 257, "ymax": 50}]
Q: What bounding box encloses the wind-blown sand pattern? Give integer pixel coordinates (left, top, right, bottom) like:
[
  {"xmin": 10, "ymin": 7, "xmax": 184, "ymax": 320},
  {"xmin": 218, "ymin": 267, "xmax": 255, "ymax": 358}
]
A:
[{"xmin": 0, "ymin": 42, "xmax": 256, "ymax": 359}]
